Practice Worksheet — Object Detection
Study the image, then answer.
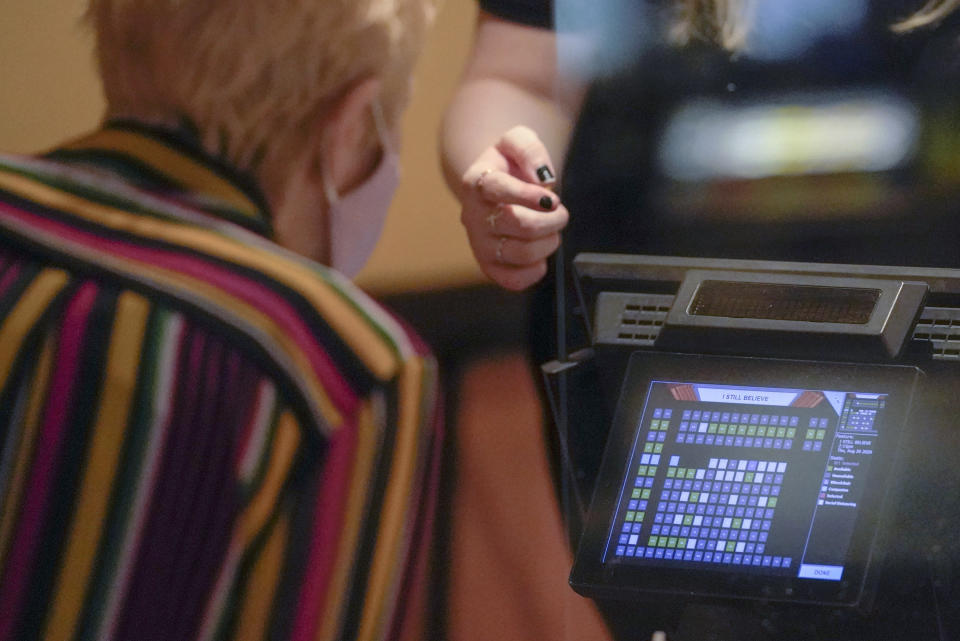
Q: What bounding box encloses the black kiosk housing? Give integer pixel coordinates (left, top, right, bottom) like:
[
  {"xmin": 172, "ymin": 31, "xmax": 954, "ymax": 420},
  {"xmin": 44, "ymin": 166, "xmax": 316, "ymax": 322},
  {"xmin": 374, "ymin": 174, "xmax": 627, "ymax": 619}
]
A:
[{"xmin": 556, "ymin": 254, "xmax": 960, "ymax": 641}]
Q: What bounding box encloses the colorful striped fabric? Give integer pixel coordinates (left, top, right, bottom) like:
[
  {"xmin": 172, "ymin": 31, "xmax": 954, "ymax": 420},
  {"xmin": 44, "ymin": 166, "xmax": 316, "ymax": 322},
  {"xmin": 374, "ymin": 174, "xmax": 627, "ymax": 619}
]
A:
[{"xmin": 0, "ymin": 122, "xmax": 443, "ymax": 641}]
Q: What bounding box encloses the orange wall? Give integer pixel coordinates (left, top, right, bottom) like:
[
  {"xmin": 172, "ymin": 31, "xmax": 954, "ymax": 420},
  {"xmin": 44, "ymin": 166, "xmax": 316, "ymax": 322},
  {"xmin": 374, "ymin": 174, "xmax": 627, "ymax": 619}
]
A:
[{"xmin": 0, "ymin": 0, "xmax": 484, "ymax": 293}]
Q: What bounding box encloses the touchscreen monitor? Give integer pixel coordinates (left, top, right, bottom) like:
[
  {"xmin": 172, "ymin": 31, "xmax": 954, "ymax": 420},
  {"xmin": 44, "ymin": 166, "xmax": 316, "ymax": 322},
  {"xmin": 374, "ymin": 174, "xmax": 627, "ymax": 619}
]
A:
[{"xmin": 570, "ymin": 353, "xmax": 919, "ymax": 607}]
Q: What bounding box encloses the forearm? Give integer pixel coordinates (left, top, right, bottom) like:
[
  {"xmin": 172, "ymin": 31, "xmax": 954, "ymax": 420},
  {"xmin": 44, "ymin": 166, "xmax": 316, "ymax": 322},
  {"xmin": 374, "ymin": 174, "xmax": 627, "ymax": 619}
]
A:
[
  {"xmin": 441, "ymin": 76, "xmax": 571, "ymax": 197},
  {"xmin": 441, "ymin": 12, "xmax": 582, "ymax": 290},
  {"xmin": 440, "ymin": 12, "xmax": 582, "ymax": 196}
]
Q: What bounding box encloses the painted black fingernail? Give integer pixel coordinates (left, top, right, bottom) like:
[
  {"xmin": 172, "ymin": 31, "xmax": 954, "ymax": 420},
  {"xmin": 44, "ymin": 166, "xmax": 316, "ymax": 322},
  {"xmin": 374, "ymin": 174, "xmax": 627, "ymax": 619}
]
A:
[
  {"xmin": 539, "ymin": 195, "xmax": 554, "ymax": 210},
  {"xmin": 536, "ymin": 165, "xmax": 556, "ymax": 183}
]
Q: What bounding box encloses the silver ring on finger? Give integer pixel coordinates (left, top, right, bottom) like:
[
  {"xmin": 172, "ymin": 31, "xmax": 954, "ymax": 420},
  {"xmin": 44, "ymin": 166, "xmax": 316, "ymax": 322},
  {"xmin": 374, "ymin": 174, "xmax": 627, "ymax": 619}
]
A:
[
  {"xmin": 496, "ymin": 236, "xmax": 507, "ymax": 263},
  {"xmin": 486, "ymin": 206, "xmax": 502, "ymax": 231},
  {"xmin": 475, "ymin": 168, "xmax": 494, "ymax": 190}
]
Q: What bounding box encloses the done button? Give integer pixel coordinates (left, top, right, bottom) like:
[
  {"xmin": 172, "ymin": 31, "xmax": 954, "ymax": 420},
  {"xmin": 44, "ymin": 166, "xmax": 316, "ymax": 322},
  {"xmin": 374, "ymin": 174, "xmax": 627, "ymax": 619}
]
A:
[{"xmin": 798, "ymin": 564, "xmax": 844, "ymax": 581}]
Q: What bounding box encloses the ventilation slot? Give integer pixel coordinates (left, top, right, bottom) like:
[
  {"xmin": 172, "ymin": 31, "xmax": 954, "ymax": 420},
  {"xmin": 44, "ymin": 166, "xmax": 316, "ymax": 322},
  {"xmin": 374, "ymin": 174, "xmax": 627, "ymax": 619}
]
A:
[
  {"xmin": 913, "ymin": 307, "xmax": 960, "ymax": 361},
  {"xmin": 619, "ymin": 301, "xmax": 671, "ymax": 343},
  {"xmin": 592, "ymin": 293, "xmax": 674, "ymax": 347}
]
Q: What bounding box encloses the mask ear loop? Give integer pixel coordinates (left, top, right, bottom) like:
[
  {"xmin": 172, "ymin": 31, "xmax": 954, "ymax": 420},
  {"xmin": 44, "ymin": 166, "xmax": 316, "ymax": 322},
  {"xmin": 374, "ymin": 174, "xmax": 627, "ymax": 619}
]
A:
[
  {"xmin": 321, "ymin": 174, "xmax": 340, "ymax": 209},
  {"xmin": 324, "ymin": 97, "xmax": 391, "ymax": 207},
  {"xmin": 370, "ymin": 98, "xmax": 394, "ymax": 154},
  {"xmin": 320, "ymin": 133, "xmax": 340, "ymax": 208},
  {"xmin": 316, "ymin": 121, "xmax": 339, "ymax": 268}
]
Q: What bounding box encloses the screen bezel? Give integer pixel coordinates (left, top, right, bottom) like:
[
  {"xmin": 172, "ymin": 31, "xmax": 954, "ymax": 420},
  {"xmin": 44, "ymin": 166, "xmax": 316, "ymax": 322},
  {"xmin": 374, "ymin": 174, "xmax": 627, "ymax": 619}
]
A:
[{"xmin": 570, "ymin": 352, "xmax": 919, "ymax": 607}]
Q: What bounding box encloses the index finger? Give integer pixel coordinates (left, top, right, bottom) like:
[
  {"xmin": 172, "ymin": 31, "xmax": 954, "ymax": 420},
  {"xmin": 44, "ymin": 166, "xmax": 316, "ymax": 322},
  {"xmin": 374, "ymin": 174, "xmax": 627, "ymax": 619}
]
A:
[
  {"xmin": 496, "ymin": 125, "xmax": 557, "ymax": 186},
  {"xmin": 474, "ymin": 169, "xmax": 560, "ymax": 212}
]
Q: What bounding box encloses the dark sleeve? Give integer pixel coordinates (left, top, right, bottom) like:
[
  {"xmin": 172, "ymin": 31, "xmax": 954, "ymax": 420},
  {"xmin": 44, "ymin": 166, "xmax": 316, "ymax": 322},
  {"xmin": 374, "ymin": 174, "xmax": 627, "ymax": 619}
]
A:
[{"xmin": 478, "ymin": 0, "xmax": 553, "ymax": 29}]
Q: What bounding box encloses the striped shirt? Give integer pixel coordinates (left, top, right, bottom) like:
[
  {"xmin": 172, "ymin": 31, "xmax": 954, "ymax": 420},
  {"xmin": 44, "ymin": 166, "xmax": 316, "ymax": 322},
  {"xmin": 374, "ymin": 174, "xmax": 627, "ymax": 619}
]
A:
[{"xmin": 0, "ymin": 122, "xmax": 443, "ymax": 641}]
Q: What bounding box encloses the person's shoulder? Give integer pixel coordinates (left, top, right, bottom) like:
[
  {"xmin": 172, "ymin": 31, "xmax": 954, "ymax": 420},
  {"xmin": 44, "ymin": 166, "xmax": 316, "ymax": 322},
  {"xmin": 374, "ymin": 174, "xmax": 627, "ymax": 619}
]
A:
[
  {"xmin": 479, "ymin": 0, "xmax": 553, "ymax": 29},
  {"xmin": 0, "ymin": 151, "xmax": 428, "ymax": 433}
]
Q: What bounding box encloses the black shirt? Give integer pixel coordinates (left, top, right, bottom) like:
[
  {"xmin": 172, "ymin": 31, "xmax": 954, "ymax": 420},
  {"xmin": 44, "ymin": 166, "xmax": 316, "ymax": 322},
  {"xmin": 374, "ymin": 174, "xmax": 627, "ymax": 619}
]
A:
[{"xmin": 479, "ymin": 0, "xmax": 552, "ymax": 29}]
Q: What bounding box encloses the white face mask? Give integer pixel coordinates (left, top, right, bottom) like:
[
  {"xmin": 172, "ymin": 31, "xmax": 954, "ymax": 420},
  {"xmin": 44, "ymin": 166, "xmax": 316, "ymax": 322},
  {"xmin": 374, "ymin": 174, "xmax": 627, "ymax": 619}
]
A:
[{"xmin": 323, "ymin": 99, "xmax": 400, "ymax": 278}]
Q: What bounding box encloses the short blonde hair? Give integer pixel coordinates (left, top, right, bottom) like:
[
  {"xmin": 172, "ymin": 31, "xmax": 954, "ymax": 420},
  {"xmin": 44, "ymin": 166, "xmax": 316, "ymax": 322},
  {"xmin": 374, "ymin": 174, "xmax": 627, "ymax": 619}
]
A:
[{"xmin": 89, "ymin": 0, "xmax": 435, "ymax": 187}]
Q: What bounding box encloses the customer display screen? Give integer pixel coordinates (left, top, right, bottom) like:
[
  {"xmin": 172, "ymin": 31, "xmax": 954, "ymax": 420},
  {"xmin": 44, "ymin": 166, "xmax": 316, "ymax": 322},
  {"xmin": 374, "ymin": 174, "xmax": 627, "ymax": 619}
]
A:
[
  {"xmin": 688, "ymin": 281, "xmax": 881, "ymax": 324},
  {"xmin": 571, "ymin": 354, "xmax": 918, "ymax": 606}
]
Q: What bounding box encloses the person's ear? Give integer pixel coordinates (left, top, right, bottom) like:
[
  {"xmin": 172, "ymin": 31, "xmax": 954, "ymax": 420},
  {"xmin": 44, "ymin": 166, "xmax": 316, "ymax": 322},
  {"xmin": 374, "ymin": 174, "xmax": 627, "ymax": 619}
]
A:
[{"xmin": 313, "ymin": 76, "xmax": 382, "ymax": 193}]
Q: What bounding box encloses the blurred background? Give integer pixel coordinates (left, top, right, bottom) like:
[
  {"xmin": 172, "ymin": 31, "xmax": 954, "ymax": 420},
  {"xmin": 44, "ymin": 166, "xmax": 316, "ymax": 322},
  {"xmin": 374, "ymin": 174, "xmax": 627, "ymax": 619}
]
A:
[{"xmin": 559, "ymin": 0, "xmax": 960, "ymax": 271}]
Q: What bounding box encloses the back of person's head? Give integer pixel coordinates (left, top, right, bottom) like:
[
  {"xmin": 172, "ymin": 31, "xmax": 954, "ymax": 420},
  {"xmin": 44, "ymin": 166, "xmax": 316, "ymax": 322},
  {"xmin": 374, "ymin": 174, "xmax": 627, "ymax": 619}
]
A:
[{"xmin": 88, "ymin": 0, "xmax": 434, "ymax": 191}]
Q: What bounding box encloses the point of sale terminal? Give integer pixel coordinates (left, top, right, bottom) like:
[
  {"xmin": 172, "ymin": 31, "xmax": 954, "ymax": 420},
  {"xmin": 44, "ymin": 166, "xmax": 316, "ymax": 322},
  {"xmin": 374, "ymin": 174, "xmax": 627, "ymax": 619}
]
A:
[
  {"xmin": 544, "ymin": 254, "xmax": 960, "ymax": 641},
  {"xmin": 541, "ymin": 14, "xmax": 960, "ymax": 639}
]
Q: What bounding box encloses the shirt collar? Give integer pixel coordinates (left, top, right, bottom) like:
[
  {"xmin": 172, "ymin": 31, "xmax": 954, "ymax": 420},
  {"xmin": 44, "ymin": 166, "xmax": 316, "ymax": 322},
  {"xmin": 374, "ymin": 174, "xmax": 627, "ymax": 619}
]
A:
[{"xmin": 47, "ymin": 119, "xmax": 273, "ymax": 237}]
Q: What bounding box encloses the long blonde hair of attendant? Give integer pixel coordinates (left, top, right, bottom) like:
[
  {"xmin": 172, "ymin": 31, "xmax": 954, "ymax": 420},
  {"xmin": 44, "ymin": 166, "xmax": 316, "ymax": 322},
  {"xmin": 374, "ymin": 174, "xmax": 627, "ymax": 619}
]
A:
[
  {"xmin": 670, "ymin": 0, "xmax": 960, "ymax": 51},
  {"xmin": 892, "ymin": 0, "xmax": 960, "ymax": 31},
  {"xmin": 669, "ymin": 0, "xmax": 754, "ymax": 51},
  {"xmin": 88, "ymin": 0, "xmax": 436, "ymax": 194}
]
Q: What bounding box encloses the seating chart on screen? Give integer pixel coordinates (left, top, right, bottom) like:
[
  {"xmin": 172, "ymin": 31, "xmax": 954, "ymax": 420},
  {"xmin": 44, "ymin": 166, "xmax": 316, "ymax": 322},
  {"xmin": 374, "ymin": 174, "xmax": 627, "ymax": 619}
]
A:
[
  {"xmin": 604, "ymin": 382, "xmax": 890, "ymax": 581},
  {"xmin": 617, "ymin": 450, "xmax": 792, "ymax": 569}
]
